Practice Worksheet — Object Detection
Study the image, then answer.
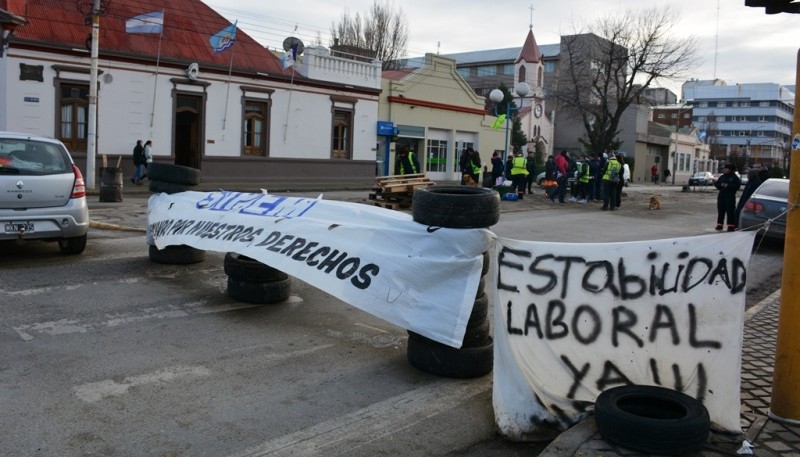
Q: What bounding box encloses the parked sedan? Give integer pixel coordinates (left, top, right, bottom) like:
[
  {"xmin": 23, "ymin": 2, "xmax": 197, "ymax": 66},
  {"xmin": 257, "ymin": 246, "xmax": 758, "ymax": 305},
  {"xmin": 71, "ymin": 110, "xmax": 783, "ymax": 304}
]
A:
[
  {"xmin": 0, "ymin": 132, "xmax": 89, "ymax": 254},
  {"xmin": 738, "ymin": 178, "xmax": 789, "ymax": 241},
  {"xmin": 688, "ymin": 171, "xmax": 715, "ymax": 186}
]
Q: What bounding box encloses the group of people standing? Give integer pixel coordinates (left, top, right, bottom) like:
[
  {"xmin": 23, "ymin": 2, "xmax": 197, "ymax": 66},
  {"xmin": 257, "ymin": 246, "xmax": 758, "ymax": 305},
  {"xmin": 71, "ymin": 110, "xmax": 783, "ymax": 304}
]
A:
[
  {"xmin": 542, "ymin": 150, "xmax": 630, "ymax": 210},
  {"xmin": 130, "ymin": 139, "xmax": 153, "ymax": 185}
]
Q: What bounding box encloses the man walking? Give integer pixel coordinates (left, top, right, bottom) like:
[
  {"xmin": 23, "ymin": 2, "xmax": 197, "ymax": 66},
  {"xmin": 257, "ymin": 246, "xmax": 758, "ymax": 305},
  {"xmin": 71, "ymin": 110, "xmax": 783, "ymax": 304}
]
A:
[{"xmin": 549, "ymin": 150, "xmax": 569, "ymax": 204}]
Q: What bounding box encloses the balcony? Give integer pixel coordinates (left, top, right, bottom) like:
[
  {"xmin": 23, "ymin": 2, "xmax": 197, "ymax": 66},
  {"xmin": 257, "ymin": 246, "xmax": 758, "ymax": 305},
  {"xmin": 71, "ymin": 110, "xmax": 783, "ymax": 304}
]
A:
[{"xmin": 297, "ymin": 46, "xmax": 381, "ymax": 90}]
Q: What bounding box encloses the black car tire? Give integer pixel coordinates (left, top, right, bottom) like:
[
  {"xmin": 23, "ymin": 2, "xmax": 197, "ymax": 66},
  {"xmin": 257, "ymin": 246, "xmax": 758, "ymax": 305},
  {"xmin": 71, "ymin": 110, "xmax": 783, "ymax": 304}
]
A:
[
  {"xmin": 467, "ymin": 293, "xmax": 489, "ymax": 327},
  {"xmin": 146, "ymin": 162, "xmax": 201, "ymax": 186},
  {"xmin": 461, "ymin": 320, "xmax": 491, "ymax": 348},
  {"xmin": 58, "ymin": 234, "xmax": 87, "ymax": 255},
  {"xmin": 412, "ymin": 186, "xmax": 500, "ymax": 228},
  {"xmin": 481, "ymin": 251, "xmax": 490, "ymax": 276},
  {"xmin": 406, "ymin": 333, "xmax": 493, "ymax": 378},
  {"xmin": 227, "ymin": 277, "xmax": 291, "ymax": 304},
  {"xmin": 149, "ymin": 179, "xmax": 195, "ymax": 195},
  {"xmin": 148, "ymin": 244, "xmax": 206, "ymax": 264},
  {"xmin": 224, "ymin": 252, "xmax": 289, "ymax": 282},
  {"xmin": 595, "ymin": 385, "xmax": 710, "ymax": 455}
]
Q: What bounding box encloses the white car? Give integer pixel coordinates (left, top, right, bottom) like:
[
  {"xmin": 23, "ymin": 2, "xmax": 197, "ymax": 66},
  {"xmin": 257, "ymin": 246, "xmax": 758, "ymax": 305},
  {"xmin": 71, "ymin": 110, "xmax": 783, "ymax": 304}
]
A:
[{"xmin": 0, "ymin": 132, "xmax": 89, "ymax": 254}]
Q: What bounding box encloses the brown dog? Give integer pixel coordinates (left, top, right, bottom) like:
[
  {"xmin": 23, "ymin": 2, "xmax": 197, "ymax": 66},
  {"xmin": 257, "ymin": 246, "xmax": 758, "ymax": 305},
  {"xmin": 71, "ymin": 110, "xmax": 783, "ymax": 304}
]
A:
[
  {"xmin": 462, "ymin": 174, "xmax": 477, "ymax": 187},
  {"xmin": 649, "ymin": 196, "xmax": 662, "ymax": 210}
]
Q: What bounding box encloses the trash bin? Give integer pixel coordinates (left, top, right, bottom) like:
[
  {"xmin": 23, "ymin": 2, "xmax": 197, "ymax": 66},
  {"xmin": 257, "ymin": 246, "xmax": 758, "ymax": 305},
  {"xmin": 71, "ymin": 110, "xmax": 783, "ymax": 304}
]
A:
[{"xmin": 99, "ymin": 167, "xmax": 123, "ymax": 202}]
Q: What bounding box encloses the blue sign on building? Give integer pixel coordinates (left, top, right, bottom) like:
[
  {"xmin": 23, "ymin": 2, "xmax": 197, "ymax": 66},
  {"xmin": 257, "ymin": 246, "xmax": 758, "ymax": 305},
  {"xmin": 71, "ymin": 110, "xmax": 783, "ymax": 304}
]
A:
[{"xmin": 377, "ymin": 121, "xmax": 398, "ymax": 136}]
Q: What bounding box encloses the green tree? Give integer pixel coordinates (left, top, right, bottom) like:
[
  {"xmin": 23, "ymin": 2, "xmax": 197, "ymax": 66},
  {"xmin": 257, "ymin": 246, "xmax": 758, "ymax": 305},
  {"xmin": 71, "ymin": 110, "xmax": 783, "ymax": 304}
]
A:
[
  {"xmin": 493, "ymin": 83, "xmax": 528, "ymax": 153},
  {"xmin": 330, "ymin": 0, "xmax": 409, "ymax": 71}
]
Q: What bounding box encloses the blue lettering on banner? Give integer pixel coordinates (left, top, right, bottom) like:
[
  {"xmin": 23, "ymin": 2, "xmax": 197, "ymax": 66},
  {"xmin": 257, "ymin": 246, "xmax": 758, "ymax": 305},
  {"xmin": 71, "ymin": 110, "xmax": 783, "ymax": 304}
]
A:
[{"xmin": 195, "ymin": 191, "xmax": 318, "ymax": 219}]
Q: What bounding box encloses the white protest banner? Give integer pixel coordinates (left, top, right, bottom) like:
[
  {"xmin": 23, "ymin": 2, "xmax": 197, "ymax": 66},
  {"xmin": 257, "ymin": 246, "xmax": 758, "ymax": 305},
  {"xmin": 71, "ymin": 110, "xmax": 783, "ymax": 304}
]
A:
[
  {"xmin": 147, "ymin": 191, "xmax": 492, "ymax": 348},
  {"xmin": 492, "ymin": 231, "xmax": 756, "ymax": 438}
]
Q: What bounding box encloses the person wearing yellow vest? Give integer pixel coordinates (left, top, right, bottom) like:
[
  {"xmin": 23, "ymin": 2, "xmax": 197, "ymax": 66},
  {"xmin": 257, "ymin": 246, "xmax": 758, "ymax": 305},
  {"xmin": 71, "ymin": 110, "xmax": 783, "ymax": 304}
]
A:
[
  {"xmin": 394, "ymin": 144, "xmax": 420, "ymax": 175},
  {"xmin": 510, "ymin": 151, "xmax": 529, "ymax": 199},
  {"xmin": 601, "ymin": 153, "xmax": 622, "ymax": 211}
]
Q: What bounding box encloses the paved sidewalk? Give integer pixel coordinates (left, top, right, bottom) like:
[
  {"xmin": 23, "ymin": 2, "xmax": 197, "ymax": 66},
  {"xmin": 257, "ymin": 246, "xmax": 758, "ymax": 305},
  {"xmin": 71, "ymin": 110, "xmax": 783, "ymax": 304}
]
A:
[{"xmin": 541, "ymin": 290, "xmax": 800, "ymax": 456}]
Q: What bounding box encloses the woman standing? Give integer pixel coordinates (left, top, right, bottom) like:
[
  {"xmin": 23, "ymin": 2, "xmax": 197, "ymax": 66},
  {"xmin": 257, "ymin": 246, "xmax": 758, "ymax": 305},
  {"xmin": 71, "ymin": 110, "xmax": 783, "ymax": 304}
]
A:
[{"xmin": 140, "ymin": 140, "xmax": 153, "ymax": 184}]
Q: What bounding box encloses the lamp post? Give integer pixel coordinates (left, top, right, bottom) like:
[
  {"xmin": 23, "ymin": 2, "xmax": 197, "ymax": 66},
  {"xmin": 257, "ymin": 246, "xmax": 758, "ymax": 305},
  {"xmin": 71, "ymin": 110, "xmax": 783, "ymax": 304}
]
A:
[{"xmin": 489, "ymin": 82, "xmax": 530, "ymax": 157}]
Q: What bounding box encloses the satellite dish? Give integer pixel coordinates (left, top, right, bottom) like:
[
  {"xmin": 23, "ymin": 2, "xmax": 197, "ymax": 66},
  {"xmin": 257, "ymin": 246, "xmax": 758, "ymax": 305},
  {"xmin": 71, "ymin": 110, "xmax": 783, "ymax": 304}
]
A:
[
  {"xmin": 186, "ymin": 62, "xmax": 199, "ymax": 81},
  {"xmin": 282, "ymin": 37, "xmax": 305, "ymax": 56},
  {"xmin": 102, "ymin": 73, "xmax": 113, "ymax": 84}
]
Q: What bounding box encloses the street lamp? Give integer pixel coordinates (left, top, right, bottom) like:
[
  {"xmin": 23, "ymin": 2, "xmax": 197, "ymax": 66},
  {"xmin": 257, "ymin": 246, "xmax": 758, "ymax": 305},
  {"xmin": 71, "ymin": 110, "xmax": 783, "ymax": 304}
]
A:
[{"xmin": 489, "ymin": 82, "xmax": 530, "ymax": 157}]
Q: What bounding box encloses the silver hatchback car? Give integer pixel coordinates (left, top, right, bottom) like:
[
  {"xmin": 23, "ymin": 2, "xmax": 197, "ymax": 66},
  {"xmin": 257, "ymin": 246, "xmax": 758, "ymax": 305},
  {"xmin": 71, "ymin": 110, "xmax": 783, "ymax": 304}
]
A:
[{"xmin": 0, "ymin": 132, "xmax": 89, "ymax": 254}]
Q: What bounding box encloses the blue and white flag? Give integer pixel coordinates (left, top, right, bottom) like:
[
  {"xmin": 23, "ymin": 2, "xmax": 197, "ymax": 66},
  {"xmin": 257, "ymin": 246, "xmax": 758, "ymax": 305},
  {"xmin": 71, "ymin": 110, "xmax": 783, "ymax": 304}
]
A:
[
  {"xmin": 125, "ymin": 11, "xmax": 164, "ymax": 34},
  {"xmin": 209, "ymin": 21, "xmax": 237, "ymax": 53}
]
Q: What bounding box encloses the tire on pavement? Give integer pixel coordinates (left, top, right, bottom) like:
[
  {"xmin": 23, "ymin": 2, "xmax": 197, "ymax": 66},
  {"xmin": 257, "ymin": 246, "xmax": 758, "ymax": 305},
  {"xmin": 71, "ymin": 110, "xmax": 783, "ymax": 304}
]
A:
[
  {"xmin": 148, "ymin": 244, "xmax": 206, "ymax": 264},
  {"xmin": 146, "ymin": 162, "xmax": 201, "ymax": 186},
  {"xmin": 58, "ymin": 234, "xmax": 87, "ymax": 255},
  {"xmin": 227, "ymin": 277, "xmax": 291, "ymax": 304},
  {"xmin": 594, "ymin": 384, "xmax": 710, "ymax": 455},
  {"xmin": 412, "ymin": 186, "xmax": 500, "ymax": 228},
  {"xmin": 224, "ymin": 252, "xmax": 289, "ymax": 283},
  {"xmin": 406, "ymin": 332, "xmax": 493, "ymax": 378},
  {"xmin": 149, "ymin": 179, "xmax": 196, "ymax": 195}
]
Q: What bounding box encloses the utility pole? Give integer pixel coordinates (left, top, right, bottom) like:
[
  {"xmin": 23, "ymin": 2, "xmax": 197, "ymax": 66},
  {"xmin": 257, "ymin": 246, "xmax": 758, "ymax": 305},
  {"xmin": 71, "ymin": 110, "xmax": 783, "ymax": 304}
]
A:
[
  {"xmin": 769, "ymin": 47, "xmax": 800, "ymax": 424},
  {"xmin": 86, "ymin": 0, "xmax": 100, "ymax": 189}
]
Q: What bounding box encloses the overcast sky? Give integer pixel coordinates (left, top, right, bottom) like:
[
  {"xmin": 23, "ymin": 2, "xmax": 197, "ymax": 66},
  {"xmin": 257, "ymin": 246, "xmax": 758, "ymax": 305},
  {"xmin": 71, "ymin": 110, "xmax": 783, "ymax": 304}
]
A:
[{"xmin": 205, "ymin": 0, "xmax": 800, "ymax": 97}]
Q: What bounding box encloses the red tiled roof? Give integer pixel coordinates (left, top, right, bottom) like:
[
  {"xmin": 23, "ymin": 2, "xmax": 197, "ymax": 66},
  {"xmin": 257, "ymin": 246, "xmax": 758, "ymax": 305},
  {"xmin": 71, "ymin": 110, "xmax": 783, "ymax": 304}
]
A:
[
  {"xmin": 382, "ymin": 68, "xmax": 415, "ymax": 81},
  {"xmin": 3, "ymin": 0, "xmax": 285, "ymax": 75}
]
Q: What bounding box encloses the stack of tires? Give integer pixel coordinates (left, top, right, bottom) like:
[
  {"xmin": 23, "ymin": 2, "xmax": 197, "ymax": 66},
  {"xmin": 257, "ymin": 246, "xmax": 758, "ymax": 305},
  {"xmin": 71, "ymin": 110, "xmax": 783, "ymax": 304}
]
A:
[
  {"xmin": 147, "ymin": 162, "xmax": 206, "ymax": 264},
  {"xmin": 224, "ymin": 252, "xmax": 291, "ymax": 304},
  {"xmin": 406, "ymin": 186, "xmax": 500, "ymax": 378}
]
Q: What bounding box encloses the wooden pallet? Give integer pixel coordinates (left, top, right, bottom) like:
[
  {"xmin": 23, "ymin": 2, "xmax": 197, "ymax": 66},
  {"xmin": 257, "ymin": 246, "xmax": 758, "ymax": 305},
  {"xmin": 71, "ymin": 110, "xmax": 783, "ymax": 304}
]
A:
[
  {"xmin": 375, "ymin": 173, "xmax": 435, "ymax": 193},
  {"xmin": 368, "ymin": 174, "xmax": 435, "ymax": 211}
]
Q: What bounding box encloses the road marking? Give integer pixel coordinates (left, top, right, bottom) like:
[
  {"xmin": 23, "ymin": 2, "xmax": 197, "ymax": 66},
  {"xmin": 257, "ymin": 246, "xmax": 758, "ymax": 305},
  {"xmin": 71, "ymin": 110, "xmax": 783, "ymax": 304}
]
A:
[
  {"xmin": 73, "ymin": 365, "xmax": 212, "ymax": 403},
  {"xmin": 12, "ymin": 301, "xmax": 259, "ymax": 341},
  {"xmin": 226, "ymin": 378, "xmax": 491, "ymax": 457}
]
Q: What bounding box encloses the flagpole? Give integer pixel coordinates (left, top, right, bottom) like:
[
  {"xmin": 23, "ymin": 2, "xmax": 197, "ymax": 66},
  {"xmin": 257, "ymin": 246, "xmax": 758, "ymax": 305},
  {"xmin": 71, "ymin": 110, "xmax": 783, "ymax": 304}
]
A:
[
  {"xmin": 222, "ymin": 44, "xmax": 235, "ymax": 131},
  {"xmin": 283, "ymin": 69, "xmax": 295, "ymax": 143},
  {"xmin": 149, "ymin": 10, "xmax": 164, "ymax": 132}
]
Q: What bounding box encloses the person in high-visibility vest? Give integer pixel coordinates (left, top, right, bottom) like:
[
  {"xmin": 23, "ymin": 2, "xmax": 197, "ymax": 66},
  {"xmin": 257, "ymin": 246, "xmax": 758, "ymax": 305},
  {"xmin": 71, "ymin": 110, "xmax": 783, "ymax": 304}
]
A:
[
  {"xmin": 394, "ymin": 144, "xmax": 420, "ymax": 175},
  {"xmin": 510, "ymin": 151, "xmax": 529, "ymax": 199}
]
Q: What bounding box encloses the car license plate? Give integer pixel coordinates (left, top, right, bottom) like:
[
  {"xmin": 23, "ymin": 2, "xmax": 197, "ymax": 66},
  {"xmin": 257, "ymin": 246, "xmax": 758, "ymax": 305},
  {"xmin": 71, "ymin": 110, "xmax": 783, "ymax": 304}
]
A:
[{"xmin": 4, "ymin": 222, "xmax": 34, "ymax": 233}]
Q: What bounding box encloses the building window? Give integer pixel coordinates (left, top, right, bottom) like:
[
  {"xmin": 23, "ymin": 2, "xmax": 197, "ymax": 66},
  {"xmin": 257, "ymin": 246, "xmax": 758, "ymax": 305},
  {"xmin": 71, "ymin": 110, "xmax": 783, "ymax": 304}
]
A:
[
  {"xmin": 457, "ymin": 67, "xmax": 470, "ymax": 79},
  {"xmin": 741, "ymin": 101, "xmax": 750, "ymax": 107},
  {"xmin": 759, "ymin": 116, "xmax": 766, "ymax": 122},
  {"xmin": 699, "ymin": 102, "xmax": 708, "ymax": 107},
  {"xmin": 658, "ymin": 113, "xmax": 665, "ymax": 119},
  {"xmin": 477, "ymin": 66, "xmax": 496, "ymax": 77},
  {"xmin": 56, "ymin": 81, "xmax": 89, "ymax": 152},
  {"xmin": 427, "ymin": 139, "xmax": 448, "ymax": 173},
  {"xmin": 503, "ymin": 64, "xmax": 514, "ymax": 75},
  {"xmin": 518, "ymin": 66, "xmax": 526, "ymax": 83},
  {"xmin": 242, "ymin": 100, "xmax": 269, "ymax": 156},
  {"xmin": 729, "ymin": 101, "xmax": 738, "ymax": 107},
  {"xmin": 331, "ymin": 109, "xmax": 353, "ymax": 159},
  {"xmin": 538, "ymin": 67, "xmax": 543, "ymax": 86},
  {"xmin": 543, "ymin": 61, "xmax": 555, "ymax": 73}
]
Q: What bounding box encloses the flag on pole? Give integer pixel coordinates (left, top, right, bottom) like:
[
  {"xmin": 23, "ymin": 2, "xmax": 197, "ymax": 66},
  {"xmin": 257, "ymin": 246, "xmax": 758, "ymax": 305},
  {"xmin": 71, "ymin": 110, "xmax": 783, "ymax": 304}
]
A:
[
  {"xmin": 492, "ymin": 114, "xmax": 506, "ymax": 129},
  {"xmin": 125, "ymin": 11, "xmax": 164, "ymax": 34},
  {"xmin": 209, "ymin": 21, "xmax": 237, "ymax": 53},
  {"xmin": 281, "ymin": 53, "xmax": 295, "ymax": 69}
]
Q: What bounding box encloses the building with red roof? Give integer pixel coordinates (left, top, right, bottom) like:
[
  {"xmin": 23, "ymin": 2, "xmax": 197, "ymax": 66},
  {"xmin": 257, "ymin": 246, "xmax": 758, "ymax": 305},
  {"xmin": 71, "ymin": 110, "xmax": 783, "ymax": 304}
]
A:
[{"xmin": 0, "ymin": 0, "xmax": 381, "ymax": 188}]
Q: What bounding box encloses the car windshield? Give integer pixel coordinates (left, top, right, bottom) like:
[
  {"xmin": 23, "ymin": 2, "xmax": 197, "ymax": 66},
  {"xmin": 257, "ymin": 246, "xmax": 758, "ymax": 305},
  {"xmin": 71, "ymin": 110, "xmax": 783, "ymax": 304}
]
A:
[
  {"xmin": 755, "ymin": 180, "xmax": 789, "ymax": 199},
  {"xmin": 0, "ymin": 139, "xmax": 70, "ymax": 175}
]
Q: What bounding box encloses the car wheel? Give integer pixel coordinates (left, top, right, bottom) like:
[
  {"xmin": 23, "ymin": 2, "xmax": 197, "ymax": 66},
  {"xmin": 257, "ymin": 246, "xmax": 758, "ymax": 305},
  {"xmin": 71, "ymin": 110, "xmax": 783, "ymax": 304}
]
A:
[
  {"xmin": 58, "ymin": 234, "xmax": 87, "ymax": 255},
  {"xmin": 224, "ymin": 252, "xmax": 289, "ymax": 282},
  {"xmin": 148, "ymin": 244, "xmax": 206, "ymax": 264},
  {"xmin": 146, "ymin": 162, "xmax": 201, "ymax": 186},
  {"xmin": 595, "ymin": 385, "xmax": 710, "ymax": 455},
  {"xmin": 412, "ymin": 186, "xmax": 500, "ymax": 228},
  {"xmin": 227, "ymin": 277, "xmax": 291, "ymax": 304},
  {"xmin": 406, "ymin": 334, "xmax": 493, "ymax": 378}
]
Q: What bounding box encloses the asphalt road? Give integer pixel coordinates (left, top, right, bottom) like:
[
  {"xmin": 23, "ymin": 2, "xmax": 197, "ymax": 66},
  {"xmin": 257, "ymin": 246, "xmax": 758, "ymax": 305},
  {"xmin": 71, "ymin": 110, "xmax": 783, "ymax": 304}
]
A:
[{"xmin": 0, "ymin": 184, "xmax": 783, "ymax": 456}]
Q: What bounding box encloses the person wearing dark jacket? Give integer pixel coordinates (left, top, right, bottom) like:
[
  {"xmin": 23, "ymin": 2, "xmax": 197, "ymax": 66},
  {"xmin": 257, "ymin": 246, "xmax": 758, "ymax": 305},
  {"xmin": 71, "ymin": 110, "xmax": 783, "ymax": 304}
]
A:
[
  {"xmin": 734, "ymin": 165, "xmax": 763, "ymax": 228},
  {"xmin": 714, "ymin": 163, "xmax": 742, "ymax": 231},
  {"xmin": 490, "ymin": 151, "xmax": 504, "ymax": 185},
  {"xmin": 525, "ymin": 150, "xmax": 537, "ymax": 194},
  {"xmin": 130, "ymin": 139, "xmax": 145, "ymax": 185}
]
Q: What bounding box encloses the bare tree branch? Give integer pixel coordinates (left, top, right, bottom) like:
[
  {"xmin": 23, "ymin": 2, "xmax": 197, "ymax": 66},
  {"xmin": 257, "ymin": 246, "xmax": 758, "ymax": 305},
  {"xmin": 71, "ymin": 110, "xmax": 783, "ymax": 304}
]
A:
[
  {"xmin": 551, "ymin": 6, "xmax": 699, "ymax": 154},
  {"xmin": 330, "ymin": 0, "xmax": 409, "ymax": 70}
]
